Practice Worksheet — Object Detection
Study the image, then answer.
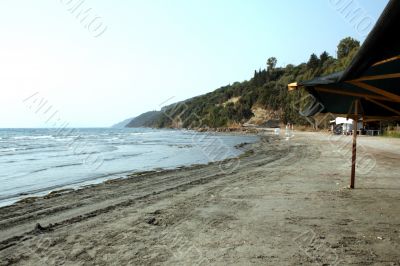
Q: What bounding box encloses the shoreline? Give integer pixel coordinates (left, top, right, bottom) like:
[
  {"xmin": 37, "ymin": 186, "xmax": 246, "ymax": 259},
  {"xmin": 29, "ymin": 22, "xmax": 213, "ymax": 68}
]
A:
[
  {"xmin": 0, "ymin": 136, "xmax": 263, "ymax": 250},
  {"xmin": 4, "ymin": 147, "xmax": 253, "ymax": 208},
  {"xmin": 0, "ymin": 131, "xmax": 259, "ymax": 208},
  {"xmin": 1, "ymin": 132, "xmax": 400, "ymax": 265}
]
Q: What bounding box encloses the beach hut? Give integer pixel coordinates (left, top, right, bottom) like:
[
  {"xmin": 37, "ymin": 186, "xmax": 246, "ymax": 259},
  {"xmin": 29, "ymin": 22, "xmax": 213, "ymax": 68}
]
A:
[{"xmin": 288, "ymin": 0, "xmax": 400, "ymax": 188}]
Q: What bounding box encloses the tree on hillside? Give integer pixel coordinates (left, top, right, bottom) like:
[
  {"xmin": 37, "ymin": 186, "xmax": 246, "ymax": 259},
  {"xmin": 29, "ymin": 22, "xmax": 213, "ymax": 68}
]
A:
[
  {"xmin": 267, "ymin": 57, "xmax": 277, "ymax": 72},
  {"xmin": 150, "ymin": 37, "xmax": 363, "ymax": 129},
  {"xmin": 337, "ymin": 37, "xmax": 360, "ymax": 60},
  {"xmin": 319, "ymin": 51, "xmax": 330, "ymax": 65},
  {"xmin": 307, "ymin": 53, "xmax": 320, "ymax": 69}
]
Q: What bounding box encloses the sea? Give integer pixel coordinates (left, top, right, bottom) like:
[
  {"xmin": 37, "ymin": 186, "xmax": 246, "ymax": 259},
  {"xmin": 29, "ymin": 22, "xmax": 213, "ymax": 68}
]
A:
[{"xmin": 0, "ymin": 128, "xmax": 257, "ymax": 207}]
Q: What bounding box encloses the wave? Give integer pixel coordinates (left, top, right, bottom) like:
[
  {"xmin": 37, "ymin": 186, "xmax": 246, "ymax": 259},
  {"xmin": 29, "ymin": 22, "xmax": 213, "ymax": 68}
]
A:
[
  {"xmin": 0, "ymin": 169, "xmax": 135, "ymax": 203},
  {"xmin": 103, "ymin": 153, "xmax": 144, "ymax": 162},
  {"xmin": 0, "ymin": 148, "xmax": 16, "ymax": 153},
  {"xmin": 0, "ymin": 146, "xmax": 66, "ymax": 157},
  {"xmin": 53, "ymin": 162, "xmax": 83, "ymax": 168},
  {"xmin": 31, "ymin": 168, "xmax": 48, "ymax": 174},
  {"xmin": 48, "ymin": 150, "xmax": 99, "ymax": 159},
  {"xmin": 30, "ymin": 162, "xmax": 83, "ymax": 174},
  {"xmin": 167, "ymin": 144, "xmax": 193, "ymax": 149},
  {"xmin": 128, "ymin": 131, "xmax": 159, "ymax": 136},
  {"xmin": 1, "ymin": 157, "xmax": 39, "ymax": 164},
  {"xmin": 13, "ymin": 135, "xmax": 54, "ymax": 140},
  {"xmin": 54, "ymin": 137, "xmax": 75, "ymax": 142}
]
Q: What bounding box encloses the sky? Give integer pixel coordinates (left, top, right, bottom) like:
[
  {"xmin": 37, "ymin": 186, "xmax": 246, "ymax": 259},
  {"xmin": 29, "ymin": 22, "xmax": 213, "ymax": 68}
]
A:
[{"xmin": 0, "ymin": 0, "xmax": 389, "ymax": 128}]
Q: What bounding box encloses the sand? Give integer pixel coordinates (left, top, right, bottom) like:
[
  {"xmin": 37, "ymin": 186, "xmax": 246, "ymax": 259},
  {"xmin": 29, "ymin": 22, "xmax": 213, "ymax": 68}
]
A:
[{"xmin": 0, "ymin": 132, "xmax": 399, "ymax": 265}]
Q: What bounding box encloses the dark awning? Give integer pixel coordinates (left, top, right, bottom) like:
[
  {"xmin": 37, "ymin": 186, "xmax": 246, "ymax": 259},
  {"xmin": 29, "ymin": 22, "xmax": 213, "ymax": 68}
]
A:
[
  {"xmin": 340, "ymin": 0, "xmax": 400, "ymax": 82},
  {"xmin": 290, "ymin": 0, "xmax": 400, "ymax": 121}
]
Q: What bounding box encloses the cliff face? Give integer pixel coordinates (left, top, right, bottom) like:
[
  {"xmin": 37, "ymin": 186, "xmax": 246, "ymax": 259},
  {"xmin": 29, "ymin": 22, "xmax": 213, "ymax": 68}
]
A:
[{"xmin": 247, "ymin": 105, "xmax": 282, "ymax": 126}]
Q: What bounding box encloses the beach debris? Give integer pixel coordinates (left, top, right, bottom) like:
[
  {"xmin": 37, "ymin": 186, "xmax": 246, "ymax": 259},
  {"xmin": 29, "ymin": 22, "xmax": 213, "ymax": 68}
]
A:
[
  {"xmin": 144, "ymin": 210, "xmax": 163, "ymax": 225},
  {"xmin": 35, "ymin": 223, "xmax": 45, "ymax": 231},
  {"xmin": 235, "ymin": 142, "xmax": 249, "ymax": 149},
  {"xmin": 377, "ymin": 236, "xmax": 383, "ymax": 240},
  {"xmin": 17, "ymin": 197, "xmax": 37, "ymax": 204},
  {"xmin": 152, "ymin": 210, "xmax": 162, "ymax": 215},
  {"xmin": 44, "ymin": 189, "xmax": 75, "ymax": 199},
  {"xmin": 145, "ymin": 217, "xmax": 159, "ymax": 226},
  {"xmin": 33, "ymin": 223, "xmax": 50, "ymax": 234}
]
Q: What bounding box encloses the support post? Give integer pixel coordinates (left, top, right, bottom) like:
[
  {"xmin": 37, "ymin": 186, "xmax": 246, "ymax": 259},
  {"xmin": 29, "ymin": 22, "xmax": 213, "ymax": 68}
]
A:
[{"xmin": 350, "ymin": 100, "xmax": 359, "ymax": 189}]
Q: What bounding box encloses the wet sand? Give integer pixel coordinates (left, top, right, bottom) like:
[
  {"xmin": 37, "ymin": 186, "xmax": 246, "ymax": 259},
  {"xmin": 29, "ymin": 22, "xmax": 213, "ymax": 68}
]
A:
[{"xmin": 0, "ymin": 132, "xmax": 399, "ymax": 265}]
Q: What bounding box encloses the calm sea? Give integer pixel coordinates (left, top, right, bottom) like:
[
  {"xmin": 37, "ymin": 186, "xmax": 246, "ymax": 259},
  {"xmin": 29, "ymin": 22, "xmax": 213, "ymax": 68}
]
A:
[{"xmin": 0, "ymin": 128, "xmax": 257, "ymax": 206}]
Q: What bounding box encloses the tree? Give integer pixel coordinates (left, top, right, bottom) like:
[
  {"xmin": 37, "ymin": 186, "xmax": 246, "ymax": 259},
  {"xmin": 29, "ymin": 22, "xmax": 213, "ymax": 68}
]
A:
[
  {"xmin": 307, "ymin": 53, "xmax": 320, "ymax": 69},
  {"xmin": 267, "ymin": 57, "xmax": 277, "ymax": 72},
  {"xmin": 286, "ymin": 64, "xmax": 295, "ymax": 70},
  {"xmin": 319, "ymin": 51, "xmax": 330, "ymax": 65},
  {"xmin": 337, "ymin": 37, "xmax": 360, "ymax": 60}
]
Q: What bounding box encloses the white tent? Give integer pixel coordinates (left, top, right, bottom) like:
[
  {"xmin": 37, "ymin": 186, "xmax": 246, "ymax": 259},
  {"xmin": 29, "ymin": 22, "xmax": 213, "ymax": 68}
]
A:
[
  {"xmin": 330, "ymin": 117, "xmax": 353, "ymax": 125},
  {"xmin": 330, "ymin": 117, "xmax": 363, "ymax": 134}
]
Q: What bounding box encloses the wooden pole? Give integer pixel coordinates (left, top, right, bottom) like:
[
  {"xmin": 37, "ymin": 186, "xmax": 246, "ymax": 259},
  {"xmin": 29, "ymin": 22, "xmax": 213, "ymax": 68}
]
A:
[{"xmin": 350, "ymin": 100, "xmax": 359, "ymax": 189}]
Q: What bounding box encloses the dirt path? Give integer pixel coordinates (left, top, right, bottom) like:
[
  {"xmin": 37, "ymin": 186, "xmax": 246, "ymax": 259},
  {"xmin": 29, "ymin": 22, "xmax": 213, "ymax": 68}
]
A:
[{"xmin": 0, "ymin": 132, "xmax": 399, "ymax": 265}]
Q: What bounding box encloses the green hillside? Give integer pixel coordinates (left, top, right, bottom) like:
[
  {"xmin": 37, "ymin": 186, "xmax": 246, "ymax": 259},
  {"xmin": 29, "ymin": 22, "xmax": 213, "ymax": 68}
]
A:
[
  {"xmin": 126, "ymin": 111, "xmax": 162, "ymax": 128},
  {"xmin": 134, "ymin": 37, "xmax": 360, "ymax": 129}
]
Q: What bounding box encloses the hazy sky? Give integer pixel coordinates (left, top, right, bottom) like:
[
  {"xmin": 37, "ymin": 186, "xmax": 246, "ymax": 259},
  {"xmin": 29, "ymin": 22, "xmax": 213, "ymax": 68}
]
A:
[{"xmin": 0, "ymin": 0, "xmax": 389, "ymax": 128}]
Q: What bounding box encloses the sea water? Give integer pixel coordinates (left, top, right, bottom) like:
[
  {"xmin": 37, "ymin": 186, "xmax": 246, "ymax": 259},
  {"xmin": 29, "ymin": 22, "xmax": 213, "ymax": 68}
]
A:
[{"xmin": 0, "ymin": 128, "xmax": 257, "ymax": 206}]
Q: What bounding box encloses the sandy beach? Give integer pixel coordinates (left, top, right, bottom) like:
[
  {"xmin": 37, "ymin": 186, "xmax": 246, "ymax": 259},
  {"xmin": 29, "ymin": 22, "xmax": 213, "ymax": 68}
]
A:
[{"xmin": 1, "ymin": 132, "xmax": 399, "ymax": 265}]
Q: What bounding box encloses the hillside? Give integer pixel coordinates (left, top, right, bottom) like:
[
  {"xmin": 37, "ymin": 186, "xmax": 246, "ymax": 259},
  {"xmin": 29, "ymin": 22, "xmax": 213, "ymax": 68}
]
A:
[
  {"xmin": 126, "ymin": 37, "xmax": 360, "ymax": 129},
  {"xmin": 126, "ymin": 111, "xmax": 162, "ymax": 128},
  {"xmin": 112, "ymin": 117, "xmax": 135, "ymax": 128}
]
